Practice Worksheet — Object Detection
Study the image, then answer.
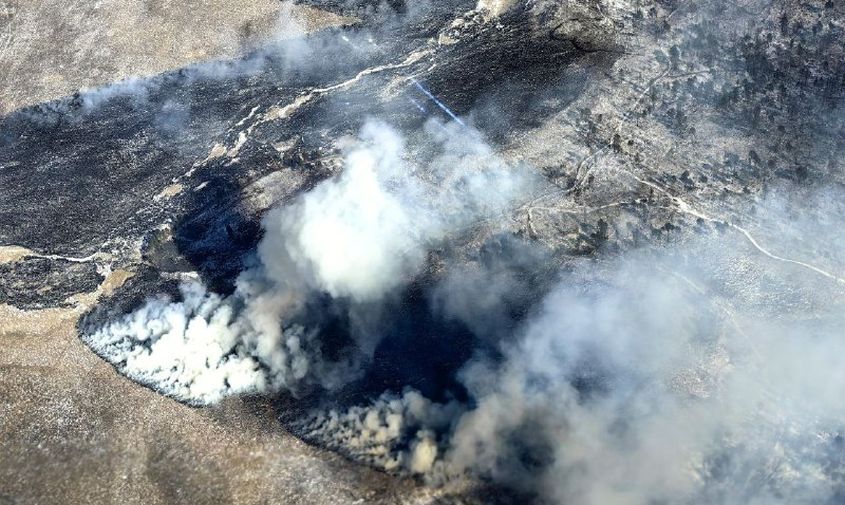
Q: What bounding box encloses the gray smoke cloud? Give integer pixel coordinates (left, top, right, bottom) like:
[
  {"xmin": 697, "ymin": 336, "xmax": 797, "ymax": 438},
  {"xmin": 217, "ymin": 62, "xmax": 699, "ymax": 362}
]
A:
[
  {"xmin": 84, "ymin": 118, "xmax": 537, "ymax": 405},
  {"xmin": 445, "ymin": 234, "xmax": 845, "ymax": 504},
  {"xmin": 295, "ymin": 187, "xmax": 845, "ymax": 504}
]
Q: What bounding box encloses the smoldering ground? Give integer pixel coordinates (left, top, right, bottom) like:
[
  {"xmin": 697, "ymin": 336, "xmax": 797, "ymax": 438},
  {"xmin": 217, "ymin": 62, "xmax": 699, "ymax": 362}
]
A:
[
  {"xmin": 82, "ymin": 118, "xmax": 539, "ymax": 405},
  {"xmin": 73, "ymin": 1, "xmax": 845, "ymax": 504},
  {"xmin": 81, "ymin": 113, "xmax": 845, "ymax": 502}
]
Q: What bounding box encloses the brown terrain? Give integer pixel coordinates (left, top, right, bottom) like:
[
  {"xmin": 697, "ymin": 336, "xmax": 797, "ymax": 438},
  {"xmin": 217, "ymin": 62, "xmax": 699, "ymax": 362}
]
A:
[
  {"xmin": 0, "ymin": 270, "xmax": 436, "ymax": 504},
  {"xmin": 0, "ymin": 0, "xmax": 348, "ymax": 114}
]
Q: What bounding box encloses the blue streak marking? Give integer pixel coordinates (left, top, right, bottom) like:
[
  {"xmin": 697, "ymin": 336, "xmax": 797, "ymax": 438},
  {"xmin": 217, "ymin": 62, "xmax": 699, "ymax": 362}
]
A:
[{"xmin": 410, "ymin": 78, "xmax": 466, "ymax": 127}]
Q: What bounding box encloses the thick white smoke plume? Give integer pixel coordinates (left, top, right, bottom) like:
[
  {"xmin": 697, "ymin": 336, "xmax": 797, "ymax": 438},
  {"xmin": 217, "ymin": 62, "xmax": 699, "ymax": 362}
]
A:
[
  {"xmin": 84, "ymin": 119, "xmax": 536, "ymax": 405},
  {"xmin": 260, "ymin": 120, "xmax": 532, "ymax": 301}
]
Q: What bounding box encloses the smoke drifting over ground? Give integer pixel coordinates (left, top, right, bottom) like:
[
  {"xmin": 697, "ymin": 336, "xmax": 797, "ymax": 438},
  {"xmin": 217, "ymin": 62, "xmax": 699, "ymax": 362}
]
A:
[
  {"xmin": 84, "ymin": 119, "xmax": 535, "ymax": 405},
  {"xmin": 443, "ymin": 232, "xmax": 845, "ymax": 504},
  {"xmin": 292, "ymin": 194, "xmax": 845, "ymax": 503},
  {"xmin": 85, "ymin": 112, "xmax": 845, "ymax": 501},
  {"xmin": 71, "ymin": 0, "xmax": 845, "ymax": 503}
]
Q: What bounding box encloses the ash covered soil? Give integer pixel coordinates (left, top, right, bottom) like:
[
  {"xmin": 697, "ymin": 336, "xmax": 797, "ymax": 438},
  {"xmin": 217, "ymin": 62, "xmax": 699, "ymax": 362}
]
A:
[{"xmin": 2, "ymin": 0, "xmax": 845, "ymax": 504}]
